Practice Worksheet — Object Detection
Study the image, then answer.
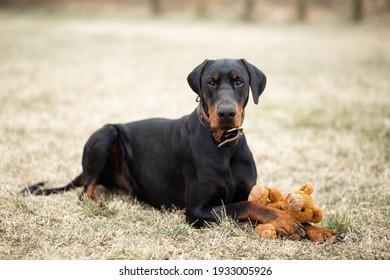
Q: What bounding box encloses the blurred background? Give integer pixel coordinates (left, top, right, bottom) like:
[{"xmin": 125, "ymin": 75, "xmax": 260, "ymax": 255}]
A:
[
  {"xmin": 1, "ymin": 0, "xmax": 389, "ymax": 187},
  {"xmin": 0, "ymin": 0, "xmax": 389, "ymax": 260},
  {"xmin": 0, "ymin": 0, "xmax": 389, "ymax": 23}
]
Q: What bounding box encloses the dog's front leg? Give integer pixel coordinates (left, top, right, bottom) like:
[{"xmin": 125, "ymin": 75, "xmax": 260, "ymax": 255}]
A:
[{"xmin": 213, "ymin": 201, "xmax": 306, "ymax": 240}]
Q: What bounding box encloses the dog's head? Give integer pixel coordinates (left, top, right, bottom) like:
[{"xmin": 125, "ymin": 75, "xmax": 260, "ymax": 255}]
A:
[{"xmin": 187, "ymin": 58, "xmax": 266, "ymax": 131}]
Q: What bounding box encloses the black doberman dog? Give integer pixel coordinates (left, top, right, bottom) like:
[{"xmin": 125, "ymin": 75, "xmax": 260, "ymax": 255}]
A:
[{"xmin": 24, "ymin": 59, "xmax": 341, "ymax": 242}]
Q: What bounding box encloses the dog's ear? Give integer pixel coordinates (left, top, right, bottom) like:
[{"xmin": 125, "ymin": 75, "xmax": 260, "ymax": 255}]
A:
[
  {"xmin": 240, "ymin": 59, "xmax": 267, "ymax": 104},
  {"xmin": 187, "ymin": 59, "xmax": 210, "ymax": 95}
]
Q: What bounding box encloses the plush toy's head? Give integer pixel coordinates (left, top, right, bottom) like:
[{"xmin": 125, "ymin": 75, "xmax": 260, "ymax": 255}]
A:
[{"xmin": 285, "ymin": 184, "xmax": 323, "ymax": 224}]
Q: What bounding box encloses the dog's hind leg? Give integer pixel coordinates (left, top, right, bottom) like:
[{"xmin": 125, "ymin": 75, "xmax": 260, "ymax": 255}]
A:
[
  {"xmin": 22, "ymin": 124, "xmax": 121, "ymax": 201},
  {"xmin": 79, "ymin": 124, "xmax": 121, "ymax": 201}
]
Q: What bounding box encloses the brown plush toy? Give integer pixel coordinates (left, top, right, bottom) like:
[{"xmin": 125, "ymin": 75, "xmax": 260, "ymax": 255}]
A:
[
  {"xmin": 248, "ymin": 184, "xmax": 341, "ymax": 243},
  {"xmin": 285, "ymin": 184, "xmax": 323, "ymax": 223}
]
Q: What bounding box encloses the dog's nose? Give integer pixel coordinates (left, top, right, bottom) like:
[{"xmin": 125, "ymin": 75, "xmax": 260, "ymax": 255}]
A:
[{"xmin": 217, "ymin": 105, "xmax": 236, "ymax": 122}]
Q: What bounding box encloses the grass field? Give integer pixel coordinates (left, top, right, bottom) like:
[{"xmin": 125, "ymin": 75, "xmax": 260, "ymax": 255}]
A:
[{"xmin": 0, "ymin": 9, "xmax": 389, "ymax": 260}]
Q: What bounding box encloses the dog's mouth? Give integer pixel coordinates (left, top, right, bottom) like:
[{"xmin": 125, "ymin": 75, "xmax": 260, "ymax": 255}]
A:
[{"xmin": 214, "ymin": 127, "xmax": 244, "ymax": 148}]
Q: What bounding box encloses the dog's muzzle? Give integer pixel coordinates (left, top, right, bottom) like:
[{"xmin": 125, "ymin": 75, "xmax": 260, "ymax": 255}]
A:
[{"xmin": 197, "ymin": 104, "xmax": 244, "ymax": 149}]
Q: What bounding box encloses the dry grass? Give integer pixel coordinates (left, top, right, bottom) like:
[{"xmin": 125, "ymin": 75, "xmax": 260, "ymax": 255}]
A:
[{"xmin": 0, "ymin": 9, "xmax": 389, "ymax": 260}]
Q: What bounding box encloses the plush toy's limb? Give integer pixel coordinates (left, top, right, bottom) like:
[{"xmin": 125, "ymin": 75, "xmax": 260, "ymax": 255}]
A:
[
  {"xmin": 302, "ymin": 223, "xmax": 344, "ymax": 243},
  {"xmin": 248, "ymin": 185, "xmax": 268, "ymax": 205},
  {"xmin": 255, "ymin": 224, "xmax": 277, "ymax": 239}
]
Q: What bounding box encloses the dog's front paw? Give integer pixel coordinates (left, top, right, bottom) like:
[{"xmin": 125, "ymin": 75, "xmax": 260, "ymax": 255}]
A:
[
  {"xmin": 269, "ymin": 209, "xmax": 306, "ymax": 240},
  {"xmin": 303, "ymin": 223, "xmax": 344, "ymax": 243}
]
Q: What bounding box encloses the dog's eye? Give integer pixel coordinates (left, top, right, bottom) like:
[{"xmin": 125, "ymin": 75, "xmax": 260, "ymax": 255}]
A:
[
  {"xmin": 301, "ymin": 207, "xmax": 305, "ymax": 212},
  {"xmin": 208, "ymin": 80, "xmax": 217, "ymax": 88},
  {"xmin": 233, "ymin": 79, "xmax": 243, "ymax": 87}
]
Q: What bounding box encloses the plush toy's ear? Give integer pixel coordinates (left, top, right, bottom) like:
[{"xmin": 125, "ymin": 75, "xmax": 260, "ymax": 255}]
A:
[
  {"xmin": 240, "ymin": 59, "xmax": 267, "ymax": 104},
  {"xmin": 187, "ymin": 59, "xmax": 210, "ymax": 96},
  {"xmin": 267, "ymin": 187, "xmax": 284, "ymax": 203},
  {"xmin": 299, "ymin": 184, "xmax": 314, "ymax": 195},
  {"xmin": 311, "ymin": 208, "xmax": 324, "ymax": 223}
]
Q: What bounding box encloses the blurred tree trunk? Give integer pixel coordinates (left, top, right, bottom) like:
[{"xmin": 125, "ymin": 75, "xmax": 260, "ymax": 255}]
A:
[
  {"xmin": 297, "ymin": 0, "xmax": 308, "ymax": 21},
  {"xmin": 242, "ymin": 0, "xmax": 255, "ymax": 21},
  {"xmin": 150, "ymin": 0, "xmax": 162, "ymax": 15},
  {"xmin": 196, "ymin": 0, "xmax": 210, "ymax": 18},
  {"xmin": 352, "ymin": 0, "xmax": 363, "ymax": 22}
]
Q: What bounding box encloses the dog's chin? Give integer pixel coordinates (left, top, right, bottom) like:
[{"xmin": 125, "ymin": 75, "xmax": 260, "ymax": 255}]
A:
[{"xmin": 211, "ymin": 125, "xmax": 233, "ymax": 131}]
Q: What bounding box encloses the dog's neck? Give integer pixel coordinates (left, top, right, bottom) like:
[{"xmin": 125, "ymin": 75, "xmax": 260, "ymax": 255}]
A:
[{"xmin": 196, "ymin": 103, "xmax": 244, "ymax": 149}]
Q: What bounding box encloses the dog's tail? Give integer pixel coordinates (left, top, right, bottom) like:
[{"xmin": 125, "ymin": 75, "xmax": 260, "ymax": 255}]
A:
[{"xmin": 22, "ymin": 173, "xmax": 84, "ymax": 196}]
